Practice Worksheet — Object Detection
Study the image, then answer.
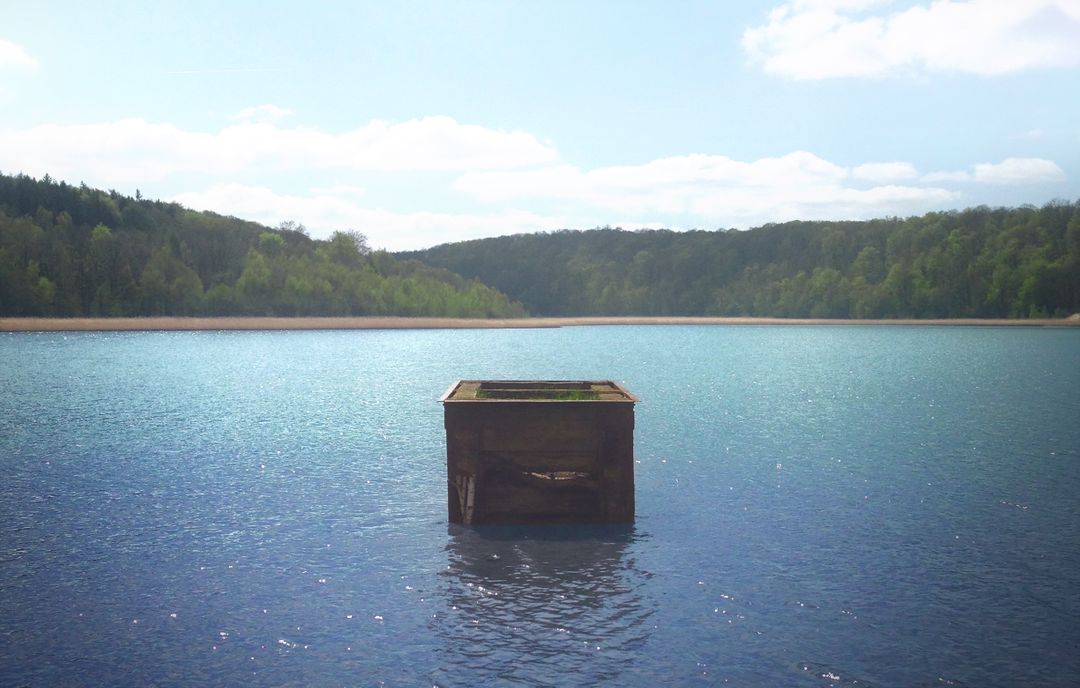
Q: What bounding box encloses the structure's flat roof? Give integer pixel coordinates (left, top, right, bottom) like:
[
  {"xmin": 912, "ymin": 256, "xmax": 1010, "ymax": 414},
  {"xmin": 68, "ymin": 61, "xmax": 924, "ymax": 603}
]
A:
[{"xmin": 441, "ymin": 380, "xmax": 638, "ymax": 403}]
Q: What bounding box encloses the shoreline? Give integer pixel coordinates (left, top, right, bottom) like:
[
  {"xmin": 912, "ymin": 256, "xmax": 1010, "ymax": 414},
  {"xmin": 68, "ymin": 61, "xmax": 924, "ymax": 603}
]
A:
[{"xmin": 2, "ymin": 315, "xmax": 1078, "ymax": 332}]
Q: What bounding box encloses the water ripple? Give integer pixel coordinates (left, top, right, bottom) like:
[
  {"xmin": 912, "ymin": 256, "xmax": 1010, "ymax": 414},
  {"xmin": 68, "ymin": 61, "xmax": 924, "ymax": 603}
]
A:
[{"xmin": 1, "ymin": 327, "xmax": 1079, "ymax": 686}]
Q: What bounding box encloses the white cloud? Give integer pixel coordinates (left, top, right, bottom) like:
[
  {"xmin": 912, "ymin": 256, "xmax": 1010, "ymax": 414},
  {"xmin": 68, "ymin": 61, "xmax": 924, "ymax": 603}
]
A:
[
  {"xmin": 231, "ymin": 104, "xmax": 294, "ymax": 123},
  {"xmin": 309, "ymin": 184, "xmax": 367, "ymax": 197},
  {"xmin": 0, "ymin": 39, "xmax": 38, "ymax": 70},
  {"xmin": 973, "ymin": 157, "xmax": 1067, "ymax": 184},
  {"xmin": 455, "ymin": 151, "xmax": 959, "ymax": 226},
  {"xmin": 920, "ymin": 169, "xmax": 972, "ymax": 183},
  {"xmin": 790, "ymin": 1, "xmax": 892, "ymax": 10},
  {"xmin": 0, "ymin": 115, "xmax": 559, "ymax": 183},
  {"xmin": 922, "ymin": 157, "xmax": 1066, "ymax": 184},
  {"xmin": 743, "ymin": 0, "xmax": 1080, "ymax": 79},
  {"xmin": 170, "ymin": 183, "xmax": 566, "ymax": 251},
  {"xmin": 852, "ymin": 161, "xmax": 919, "ymax": 182},
  {"xmin": 458, "ymin": 151, "xmax": 848, "ymax": 203},
  {"xmin": 2, "ymin": 103, "xmax": 1065, "ymax": 249}
]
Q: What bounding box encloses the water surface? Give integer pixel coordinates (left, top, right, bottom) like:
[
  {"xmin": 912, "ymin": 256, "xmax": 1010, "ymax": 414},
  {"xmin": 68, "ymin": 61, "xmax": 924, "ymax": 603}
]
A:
[{"xmin": 2, "ymin": 325, "xmax": 1078, "ymax": 686}]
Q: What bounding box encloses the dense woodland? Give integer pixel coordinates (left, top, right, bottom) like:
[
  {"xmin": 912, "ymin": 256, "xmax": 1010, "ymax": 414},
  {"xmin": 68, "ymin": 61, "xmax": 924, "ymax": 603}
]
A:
[
  {"xmin": 0, "ymin": 173, "xmax": 526, "ymax": 318},
  {"xmin": 403, "ymin": 203, "xmax": 1080, "ymax": 318},
  {"xmin": 4, "ymin": 171, "xmax": 1077, "ymax": 320}
]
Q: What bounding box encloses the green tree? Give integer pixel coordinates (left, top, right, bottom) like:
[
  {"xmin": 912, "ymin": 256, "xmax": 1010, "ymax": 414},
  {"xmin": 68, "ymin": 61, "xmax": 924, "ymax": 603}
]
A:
[
  {"xmin": 258, "ymin": 232, "xmax": 285, "ymax": 257},
  {"xmin": 322, "ymin": 230, "xmax": 370, "ymax": 268},
  {"xmin": 236, "ymin": 249, "xmax": 273, "ymax": 313}
]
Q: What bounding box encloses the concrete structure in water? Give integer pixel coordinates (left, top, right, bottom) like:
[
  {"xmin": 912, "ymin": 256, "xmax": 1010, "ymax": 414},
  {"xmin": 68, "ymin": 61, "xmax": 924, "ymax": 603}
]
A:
[{"xmin": 440, "ymin": 380, "xmax": 638, "ymax": 525}]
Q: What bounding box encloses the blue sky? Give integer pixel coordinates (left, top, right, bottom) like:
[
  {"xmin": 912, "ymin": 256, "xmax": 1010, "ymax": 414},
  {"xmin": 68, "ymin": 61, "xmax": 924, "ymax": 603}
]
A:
[{"xmin": 2, "ymin": 0, "xmax": 1078, "ymax": 250}]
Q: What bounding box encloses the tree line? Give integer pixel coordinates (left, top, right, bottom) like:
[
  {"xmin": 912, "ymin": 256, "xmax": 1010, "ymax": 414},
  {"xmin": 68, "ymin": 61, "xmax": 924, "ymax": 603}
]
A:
[
  {"xmin": 401, "ymin": 203, "xmax": 1080, "ymax": 318},
  {"xmin": 0, "ymin": 172, "xmax": 526, "ymax": 318},
  {"xmin": 6, "ymin": 170, "xmax": 1076, "ymax": 320}
]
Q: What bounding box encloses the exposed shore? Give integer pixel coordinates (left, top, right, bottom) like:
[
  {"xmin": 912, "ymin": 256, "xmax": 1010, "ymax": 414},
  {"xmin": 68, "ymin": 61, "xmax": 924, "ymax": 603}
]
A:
[{"xmin": 2, "ymin": 315, "xmax": 1078, "ymax": 332}]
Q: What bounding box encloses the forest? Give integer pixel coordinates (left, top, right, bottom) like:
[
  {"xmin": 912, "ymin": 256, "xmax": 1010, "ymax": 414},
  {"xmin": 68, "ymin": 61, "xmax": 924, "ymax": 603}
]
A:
[
  {"xmin": 402, "ymin": 203, "xmax": 1080, "ymax": 319},
  {"xmin": 0, "ymin": 173, "xmax": 526, "ymax": 318},
  {"xmin": 4, "ymin": 171, "xmax": 1077, "ymax": 320}
]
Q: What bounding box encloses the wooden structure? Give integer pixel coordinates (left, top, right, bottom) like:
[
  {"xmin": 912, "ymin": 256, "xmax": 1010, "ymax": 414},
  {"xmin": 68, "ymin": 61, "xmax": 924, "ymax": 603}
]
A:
[{"xmin": 440, "ymin": 380, "xmax": 637, "ymax": 525}]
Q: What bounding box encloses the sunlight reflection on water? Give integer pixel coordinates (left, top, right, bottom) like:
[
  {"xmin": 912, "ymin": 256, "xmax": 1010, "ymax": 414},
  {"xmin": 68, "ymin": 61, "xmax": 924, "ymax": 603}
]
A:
[{"xmin": 1, "ymin": 326, "xmax": 1078, "ymax": 686}]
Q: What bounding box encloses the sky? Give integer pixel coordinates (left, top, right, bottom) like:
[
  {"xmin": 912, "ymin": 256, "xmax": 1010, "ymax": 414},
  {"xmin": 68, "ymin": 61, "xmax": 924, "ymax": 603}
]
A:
[{"xmin": 2, "ymin": 0, "xmax": 1079, "ymax": 251}]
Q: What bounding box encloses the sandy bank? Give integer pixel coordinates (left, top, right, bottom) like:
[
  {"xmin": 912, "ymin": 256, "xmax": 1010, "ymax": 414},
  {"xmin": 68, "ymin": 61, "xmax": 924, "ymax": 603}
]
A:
[{"xmin": 2, "ymin": 316, "xmax": 1078, "ymax": 332}]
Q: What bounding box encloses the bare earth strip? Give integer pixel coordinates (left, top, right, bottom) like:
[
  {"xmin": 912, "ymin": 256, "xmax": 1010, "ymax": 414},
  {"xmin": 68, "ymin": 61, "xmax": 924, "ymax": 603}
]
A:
[{"xmin": 2, "ymin": 316, "xmax": 1078, "ymax": 332}]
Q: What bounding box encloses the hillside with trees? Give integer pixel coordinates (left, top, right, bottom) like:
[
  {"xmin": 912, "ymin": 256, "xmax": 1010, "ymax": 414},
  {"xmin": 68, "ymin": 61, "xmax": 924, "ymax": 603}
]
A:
[
  {"xmin": 0, "ymin": 173, "xmax": 525, "ymax": 318},
  {"xmin": 5, "ymin": 171, "xmax": 1076, "ymax": 321},
  {"xmin": 402, "ymin": 203, "xmax": 1080, "ymax": 319}
]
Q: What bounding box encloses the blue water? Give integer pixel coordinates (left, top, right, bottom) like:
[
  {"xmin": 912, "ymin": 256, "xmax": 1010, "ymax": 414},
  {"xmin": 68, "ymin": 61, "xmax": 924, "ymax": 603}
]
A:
[{"xmin": 2, "ymin": 325, "xmax": 1078, "ymax": 687}]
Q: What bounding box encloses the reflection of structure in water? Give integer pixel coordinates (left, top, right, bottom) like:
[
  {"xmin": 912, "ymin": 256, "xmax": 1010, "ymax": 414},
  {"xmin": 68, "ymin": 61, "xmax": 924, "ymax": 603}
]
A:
[{"xmin": 430, "ymin": 525, "xmax": 654, "ymax": 686}]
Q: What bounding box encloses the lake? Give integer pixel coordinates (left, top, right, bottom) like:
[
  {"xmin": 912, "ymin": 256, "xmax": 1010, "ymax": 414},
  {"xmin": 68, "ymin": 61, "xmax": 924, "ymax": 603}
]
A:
[{"xmin": 2, "ymin": 325, "xmax": 1078, "ymax": 686}]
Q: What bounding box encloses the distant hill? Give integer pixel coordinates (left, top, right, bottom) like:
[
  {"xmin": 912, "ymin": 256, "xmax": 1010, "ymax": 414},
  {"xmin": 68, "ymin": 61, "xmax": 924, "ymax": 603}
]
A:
[
  {"xmin": 400, "ymin": 203, "xmax": 1080, "ymax": 319},
  {"xmin": 0, "ymin": 172, "xmax": 526, "ymax": 318}
]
